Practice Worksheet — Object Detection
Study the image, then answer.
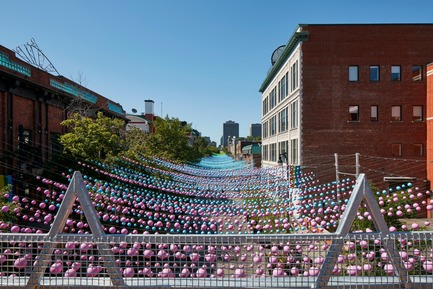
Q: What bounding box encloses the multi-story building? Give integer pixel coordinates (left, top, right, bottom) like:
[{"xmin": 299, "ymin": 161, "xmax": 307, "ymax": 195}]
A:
[
  {"xmin": 0, "ymin": 44, "xmax": 125, "ymax": 190},
  {"xmin": 250, "ymin": 123, "xmax": 261, "ymax": 138},
  {"xmin": 260, "ymin": 24, "xmax": 433, "ymax": 189},
  {"xmin": 222, "ymin": 120, "xmax": 239, "ymax": 147}
]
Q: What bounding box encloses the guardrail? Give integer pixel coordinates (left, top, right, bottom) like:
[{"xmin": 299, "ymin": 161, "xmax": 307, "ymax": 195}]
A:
[{"xmin": 0, "ymin": 172, "xmax": 431, "ymax": 289}]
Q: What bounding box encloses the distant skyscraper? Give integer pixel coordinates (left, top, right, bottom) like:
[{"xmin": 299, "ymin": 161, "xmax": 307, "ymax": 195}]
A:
[
  {"xmin": 250, "ymin": 123, "xmax": 261, "ymax": 138},
  {"xmin": 222, "ymin": 120, "xmax": 239, "ymax": 146}
]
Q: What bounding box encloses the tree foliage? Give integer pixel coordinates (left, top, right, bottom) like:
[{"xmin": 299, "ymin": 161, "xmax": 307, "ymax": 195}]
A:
[
  {"xmin": 59, "ymin": 113, "xmax": 218, "ymax": 164},
  {"xmin": 146, "ymin": 116, "xmax": 199, "ymax": 163},
  {"xmin": 60, "ymin": 112, "xmax": 126, "ymax": 162}
]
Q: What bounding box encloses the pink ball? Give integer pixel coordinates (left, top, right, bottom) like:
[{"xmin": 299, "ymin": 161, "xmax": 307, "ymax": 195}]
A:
[
  {"xmin": 123, "ymin": 267, "xmax": 135, "ymax": 277},
  {"xmin": 1, "ymin": 206, "xmax": 9, "ymax": 213},
  {"xmin": 196, "ymin": 268, "xmax": 207, "ymax": 278},
  {"xmin": 384, "ymin": 264, "xmax": 394, "ymax": 275},
  {"xmin": 14, "ymin": 257, "xmax": 27, "ymax": 269},
  {"xmin": 11, "ymin": 226, "xmax": 20, "ymax": 233},
  {"xmin": 65, "ymin": 269, "xmax": 77, "ymax": 277},
  {"xmin": 50, "ymin": 262, "xmax": 63, "ymax": 274},
  {"xmin": 423, "ymin": 260, "xmax": 433, "ymax": 273}
]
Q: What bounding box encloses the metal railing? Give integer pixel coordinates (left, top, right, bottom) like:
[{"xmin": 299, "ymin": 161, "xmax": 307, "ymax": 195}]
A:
[{"xmin": 0, "ymin": 172, "xmax": 432, "ymax": 289}]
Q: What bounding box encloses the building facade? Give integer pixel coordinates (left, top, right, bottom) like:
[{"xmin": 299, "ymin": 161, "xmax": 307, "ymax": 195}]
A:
[
  {"xmin": 222, "ymin": 120, "xmax": 239, "ymax": 147},
  {"xmin": 260, "ymin": 24, "xmax": 433, "ymax": 189},
  {"xmin": 0, "ymin": 45, "xmax": 125, "ymax": 188}
]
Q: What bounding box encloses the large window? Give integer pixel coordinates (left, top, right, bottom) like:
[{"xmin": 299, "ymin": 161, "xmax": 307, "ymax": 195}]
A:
[
  {"xmin": 262, "ymin": 96, "xmax": 269, "ymax": 116},
  {"xmin": 279, "ymin": 107, "xmax": 288, "ymax": 133},
  {"xmin": 291, "ymin": 61, "xmax": 298, "ymax": 91},
  {"xmin": 349, "ymin": 66, "xmax": 358, "ymax": 81},
  {"xmin": 370, "ymin": 105, "xmax": 378, "ymax": 121},
  {"xmin": 349, "ymin": 105, "xmax": 359, "ymax": 121},
  {"xmin": 370, "ymin": 65, "xmax": 380, "ymax": 81},
  {"xmin": 391, "ymin": 106, "xmax": 402, "ymax": 121},
  {"xmin": 270, "ymin": 143, "xmax": 277, "ymax": 162},
  {"xmin": 391, "ymin": 66, "xmax": 401, "ymax": 81},
  {"xmin": 291, "ymin": 139, "xmax": 298, "ymax": 164},
  {"xmin": 279, "ymin": 140, "xmax": 288, "ymax": 155},
  {"xmin": 262, "ymin": 145, "xmax": 268, "ymax": 161},
  {"xmin": 270, "ymin": 116, "xmax": 277, "ymax": 136},
  {"xmin": 262, "ymin": 120, "xmax": 268, "ymax": 138},
  {"xmin": 412, "ymin": 65, "xmax": 423, "ymax": 81},
  {"xmin": 413, "ymin": 106, "xmax": 423, "ymax": 122},
  {"xmin": 291, "ymin": 100, "xmax": 298, "ymax": 129},
  {"xmin": 280, "ymin": 74, "xmax": 287, "ymax": 102},
  {"xmin": 270, "ymin": 88, "xmax": 276, "ymax": 110}
]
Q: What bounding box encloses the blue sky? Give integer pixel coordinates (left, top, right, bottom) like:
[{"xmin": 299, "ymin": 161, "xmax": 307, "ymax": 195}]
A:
[{"xmin": 2, "ymin": 1, "xmax": 433, "ymax": 144}]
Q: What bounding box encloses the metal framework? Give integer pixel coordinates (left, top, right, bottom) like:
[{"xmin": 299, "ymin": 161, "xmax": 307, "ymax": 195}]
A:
[
  {"xmin": 14, "ymin": 38, "xmax": 60, "ymax": 75},
  {"xmin": 0, "ymin": 171, "xmax": 432, "ymax": 289}
]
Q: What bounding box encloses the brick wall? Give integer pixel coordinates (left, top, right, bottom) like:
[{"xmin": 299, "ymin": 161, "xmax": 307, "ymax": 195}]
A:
[{"xmin": 300, "ymin": 24, "xmax": 433, "ymax": 189}]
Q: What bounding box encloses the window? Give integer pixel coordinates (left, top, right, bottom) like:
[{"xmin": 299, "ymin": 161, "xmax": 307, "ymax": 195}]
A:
[
  {"xmin": 279, "ymin": 107, "xmax": 288, "ymax": 133},
  {"xmin": 413, "ymin": 106, "xmax": 423, "ymax": 122},
  {"xmin": 270, "ymin": 88, "xmax": 276, "ymax": 109},
  {"xmin": 391, "ymin": 106, "xmax": 402, "ymax": 121},
  {"xmin": 349, "ymin": 106, "xmax": 359, "ymax": 121},
  {"xmin": 291, "ymin": 139, "xmax": 298, "ymax": 164},
  {"xmin": 262, "ymin": 120, "xmax": 268, "ymax": 138},
  {"xmin": 413, "ymin": 144, "xmax": 423, "ymax": 156},
  {"xmin": 370, "ymin": 105, "xmax": 378, "ymax": 121},
  {"xmin": 262, "ymin": 145, "xmax": 268, "ymax": 161},
  {"xmin": 370, "ymin": 65, "xmax": 380, "ymax": 81},
  {"xmin": 349, "ymin": 66, "xmax": 358, "ymax": 81},
  {"xmin": 279, "ymin": 140, "xmax": 288, "ymax": 155},
  {"xmin": 391, "ymin": 66, "xmax": 401, "ymax": 81},
  {"xmin": 280, "ymin": 75, "xmax": 286, "ymax": 102},
  {"xmin": 262, "ymin": 96, "xmax": 268, "ymax": 116},
  {"xmin": 291, "ymin": 61, "xmax": 298, "ymax": 91},
  {"xmin": 412, "ymin": 65, "xmax": 423, "ymax": 81},
  {"xmin": 391, "ymin": 143, "xmax": 402, "ymax": 157},
  {"xmin": 277, "ymin": 80, "xmax": 281, "ymax": 103},
  {"xmin": 270, "ymin": 143, "xmax": 277, "ymax": 162},
  {"xmin": 291, "ymin": 100, "xmax": 298, "ymax": 129},
  {"xmin": 270, "ymin": 116, "xmax": 277, "ymax": 136}
]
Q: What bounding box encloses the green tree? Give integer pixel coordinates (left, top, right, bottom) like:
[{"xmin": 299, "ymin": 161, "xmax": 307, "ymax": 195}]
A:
[
  {"xmin": 122, "ymin": 126, "xmax": 149, "ymax": 160},
  {"xmin": 146, "ymin": 116, "xmax": 200, "ymax": 163},
  {"xmin": 60, "ymin": 112, "xmax": 126, "ymax": 162}
]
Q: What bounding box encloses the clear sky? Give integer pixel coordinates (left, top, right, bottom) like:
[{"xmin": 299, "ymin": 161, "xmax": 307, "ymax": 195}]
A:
[{"xmin": 2, "ymin": 0, "xmax": 433, "ymax": 144}]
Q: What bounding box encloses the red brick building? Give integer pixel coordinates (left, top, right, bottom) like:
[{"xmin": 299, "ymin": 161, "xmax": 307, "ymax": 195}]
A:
[
  {"xmin": 260, "ymin": 24, "xmax": 433, "ymax": 190},
  {"xmin": 0, "ymin": 45, "xmax": 125, "ymax": 182}
]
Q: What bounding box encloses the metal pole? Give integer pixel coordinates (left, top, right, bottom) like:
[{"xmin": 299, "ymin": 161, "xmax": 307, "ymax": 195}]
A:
[
  {"xmin": 355, "ymin": 152, "xmax": 360, "ymax": 178},
  {"xmin": 334, "ymin": 153, "xmax": 340, "ymax": 212}
]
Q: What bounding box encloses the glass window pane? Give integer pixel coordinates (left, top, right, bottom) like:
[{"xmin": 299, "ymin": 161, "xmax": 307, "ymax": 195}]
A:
[
  {"xmin": 412, "ymin": 66, "xmax": 422, "ymax": 81},
  {"xmin": 349, "ymin": 106, "xmax": 359, "ymax": 121},
  {"xmin": 349, "ymin": 66, "xmax": 358, "ymax": 81},
  {"xmin": 391, "ymin": 66, "xmax": 401, "ymax": 81},
  {"xmin": 391, "ymin": 106, "xmax": 401, "ymax": 121},
  {"xmin": 413, "ymin": 106, "xmax": 423, "ymax": 121},
  {"xmin": 370, "ymin": 105, "xmax": 378, "ymax": 121},
  {"xmin": 370, "ymin": 66, "xmax": 380, "ymax": 81}
]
